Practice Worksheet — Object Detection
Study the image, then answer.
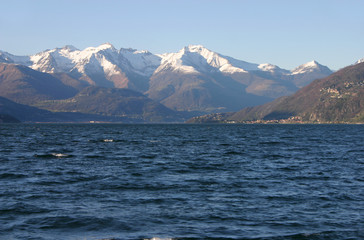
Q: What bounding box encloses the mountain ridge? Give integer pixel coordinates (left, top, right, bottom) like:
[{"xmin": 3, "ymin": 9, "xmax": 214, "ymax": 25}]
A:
[
  {"xmin": 0, "ymin": 63, "xmax": 81, "ymax": 104},
  {"xmin": 0, "ymin": 63, "xmax": 187, "ymax": 122},
  {"xmin": 34, "ymin": 86, "xmax": 186, "ymax": 122},
  {"xmin": 0, "ymin": 43, "xmax": 332, "ymax": 86},
  {"xmin": 0, "ymin": 43, "xmax": 335, "ymax": 114},
  {"xmin": 188, "ymin": 62, "xmax": 364, "ymax": 123}
]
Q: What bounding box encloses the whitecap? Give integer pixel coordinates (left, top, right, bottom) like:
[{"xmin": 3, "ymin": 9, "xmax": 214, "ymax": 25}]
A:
[{"xmin": 51, "ymin": 153, "xmax": 69, "ymax": 158}]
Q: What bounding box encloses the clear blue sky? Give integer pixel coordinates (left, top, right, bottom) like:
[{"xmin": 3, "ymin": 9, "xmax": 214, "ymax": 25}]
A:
[{"xmin": 1, "ymin": 0, "xmax": 363, "ymax": 70}]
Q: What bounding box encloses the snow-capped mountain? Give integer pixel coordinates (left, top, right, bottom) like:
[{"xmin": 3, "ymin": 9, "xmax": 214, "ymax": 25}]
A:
[
  {"xmin": 0, "ymin": 44, "xmax": 334, "ymax": 113},
  {"xmin": 356, "ymin": 58, "xmax": 364, "ymax": 64},
  {"xmin": 0, "ymin": 44, "xmax": 331, "ymax": 83},
  {"xmin": 28, "ymin": 43, "xmax": 161, "ymax": 77},
  {"xmin": 291, "ymin": 60, "xmax": 331, "ymax": 75},
  {"xmin": 155, "ymin": 45, "xmax": 260, "ymax": 74},
  {"xmin": 257, "ymin": 63, "xmax": 290, "ymax": 74},
  {"xmin": 290, "ymin": 60, "xmax": 333, "ymax": 88},
  {"xmin": 147, "ymin": 46, "xmax": 334, "ymax": 111},
  {"xmin": 155, "ymin": 45, "xmax": 334, "ymax": 78},
  {"xmin": 0, "ymin": 51, "xmax": 31, "ymax": 65},
  {"xmin": 0, "ymin": 43, "xmax": 161, "ymax": 90}
]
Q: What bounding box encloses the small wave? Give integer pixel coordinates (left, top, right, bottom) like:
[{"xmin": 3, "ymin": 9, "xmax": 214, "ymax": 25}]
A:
[
  {"xmin": 34, "ymin": 153, "xmax": 72, "ymax": 158},
  {"xmin": 24, "ymin": 215, "xmax": 124, "ymax": 230},
  {"xmin": 140, "ymin": 154, "xmax": 157, "ymax": 159},
  {"xmin": 97, "ymin": 239, "xmax": 121, "ymax": 240},
  {"xmin": 259, "ymin": 141, "xmax": 282, "ymax": 145},
  {"xmin": 0, "ymin": 202, "xmax": 50, "ymax": 215},
  {"xmin": 224, "ymin": 151, "xmax": 241, "ymax": 155},
  {"xmin": 97, "ymin": 239, "xmax": 120, "ymax": 240},
  {"xmin": 144, "ymin": 238, "xmax": 175, "ymax": 240},
  {"xmin": 51, "ymin": 153, "xmax": 70, "ymax": 158},
  {"xmin": 263, "ymin": 154, "xmax": 285, "ymax": 159},
  {"xmin": 89, "ymin": 139, "xmax": 117, "ymax": 143},
  {"xmin": 88, "ymin": 139, "xmax": 130, "ymax": 143},
  {"xmin": 86, "ymin": 155, "xmax": 103, "ymax": 159},
  {"xmin": 143, "ymin": 231, "xmax": 364, "ymax": 240},
  {"xmin": 0, "ymin": 172, "xmax": 27, "ymax": 179},
  {"xmin": 278, "ymin": 166, "xmax": 300, "ymax": 171},
  {"xmin": 34, "ymin": 154, "xmax": 55, "ymax": 158}
]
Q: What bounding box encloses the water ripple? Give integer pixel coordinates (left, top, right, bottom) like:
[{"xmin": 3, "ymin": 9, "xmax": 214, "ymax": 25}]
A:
[{"xmin": 0, "ymin": 124, "xmax": 363, "ymax": 240}]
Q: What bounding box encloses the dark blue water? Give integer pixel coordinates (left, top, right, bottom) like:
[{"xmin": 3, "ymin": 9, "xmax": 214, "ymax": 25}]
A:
[{"xmin": 0, "ymin": 124, "xmax": 363, "ymax": 240}]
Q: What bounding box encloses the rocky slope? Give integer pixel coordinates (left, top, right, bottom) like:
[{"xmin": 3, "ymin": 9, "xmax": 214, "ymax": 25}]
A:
[
  {"xmin": 189, "ymin": 62, "xmax": 364, "ymax": 123},
  {"xmin": 0, "ymin": 63, "xmax": 83, "ymax": 104}
]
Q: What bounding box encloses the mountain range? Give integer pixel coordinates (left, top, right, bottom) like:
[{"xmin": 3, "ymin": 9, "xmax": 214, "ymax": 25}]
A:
[
  {"xmin": 2, "ymin": 43, "xmax": 361, "ymax": 123},
  {"xmin": 188, "ymin": 62, "xmax": 364, "ymax": 123},
  {"xmin": 0, "ymin": 44, "xmax": 333, "ymax": 116}
]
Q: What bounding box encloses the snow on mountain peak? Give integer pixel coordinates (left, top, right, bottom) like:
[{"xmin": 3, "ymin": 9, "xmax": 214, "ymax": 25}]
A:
[
  {"xmin": 187, "ymin": 45, "xmax": 206, "ymax": 52},
  {"xmin": 291, "ymin": 60, "xmax": 321, "ymax": 75},
  {"xmin": 119, "ymin": 48, "xmax": 161, "ymax": 76},
  {"xmin": 61, "ymin": 45, "xmax": 78, "ymax": 51},
  {"xmin": 99, "ymin": 42, "xmax": 115, "ymax": 49},
  {"xmin": 0, "ymin": 43, "xmax": 335, "ymax": 85},
  {"xmin": 307, "ymin": 60, "xmax": 319, "ymax": 66},
  {"xmin": 184, "ymin": 45, "xmax": 248, "ymax": 73},
  {"xmin": 258, "ymin": 63, "xmax": 280, "ymax": 72},
  {"xmin": 84, "ymin": 43, "xmax": 116, "ymax": 53},
  {"xmin": 155, "ymin": 50, "xmax": 198, "ymax": 74},
  {"xmin": 135, "ymin": 50, "xmax": 151, "ymax": 54},
  {"xmin": 155, "ymin": 45, "xmax": 260, "ymax": 74},
  {"xmin": 19, "ymin": 43, "xmax": 162, "ymax": 77},
  {"xmin": 186, "ymin": 45, "xmax": 215, "ymax": 58},
  {"xmin": 155, "ymin": 45, "xmax": 219, "ymax": 74},
  {"xmin": 356, "ymin": 58, "xmax": 364, "ymax": 64}
]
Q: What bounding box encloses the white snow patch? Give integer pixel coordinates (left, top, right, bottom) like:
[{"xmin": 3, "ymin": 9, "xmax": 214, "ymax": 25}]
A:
[
  {"xmin": 119, "ymin": 48, "xmax": 161, "ymax": 76},
  {"xmin": 291, "ymin": 60, "xmax": 320, "ymax": 75},
  {"xmin": 155, "ymin": 49, "xmax": 199, "ymax": 74},
  {"xmin": 155, "ymin": 45, "xmax": 258, "ymax": 74},
  {"xmin": 356, "ymin": 58, "xmax": 364, "ymax": 64},
  {"xmin": 258, "ymin": 63, "xmax": 277, "ymax": 72}
]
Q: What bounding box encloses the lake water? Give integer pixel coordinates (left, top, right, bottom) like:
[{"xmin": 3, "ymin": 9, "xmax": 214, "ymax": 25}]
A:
[{"xmin": 0, "ymin": 124, "xmax": 363, "ymax": 240}]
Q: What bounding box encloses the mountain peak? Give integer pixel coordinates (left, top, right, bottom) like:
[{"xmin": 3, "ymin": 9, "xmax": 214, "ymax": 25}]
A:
[
  {"xmin": 187, "ymin": 44, "xmax": 207, "ymax": 51},
  {"xmin": 258, "ymin": 63, "xmax": 285, "ymax": 72},
  {"xmin": 177, "ymin": 45, "xmax": 210, "ymax": 55},
  {"xmin": 98, "ymin": 42, "xmax": 115, "ymax": 50},
  {"xmin": 120, "ymin": 48, "xmax": 152, "ymax": 55},
  {"xmin": 224, "ymin": 61, "xmax": 364, "ymax": 123},
  {"xmin": 308, "ymin": 60, "xmax": 318, "ymax": 65},
  {"xmin": 291, "ymin": 60, "xmax": 330, "ymax": 75},
  {"xmin": 81, "ymin": 43, "xmax": 117, "ymax": 54},
  {"xmin": 302, "ymin": 60, "xmax": 320, "ymax": 67},
  {"xmin": 61, "ymin": 45, "xmax": 78, "ymax": 51},
  {"xmin": 355, "ymin": 58, "xmax": 364, "ymax": 64}
]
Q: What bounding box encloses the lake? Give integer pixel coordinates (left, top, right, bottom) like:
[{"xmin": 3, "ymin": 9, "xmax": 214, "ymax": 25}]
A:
[{"xmin": 0, "ymin": 124, "xmax": 363, "ymax": 240}]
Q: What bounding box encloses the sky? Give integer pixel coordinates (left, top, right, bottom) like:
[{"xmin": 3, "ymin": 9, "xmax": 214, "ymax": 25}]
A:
[{"xmin": 1, "ymin": 0, "xmax": 363, "ymax": 70}]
